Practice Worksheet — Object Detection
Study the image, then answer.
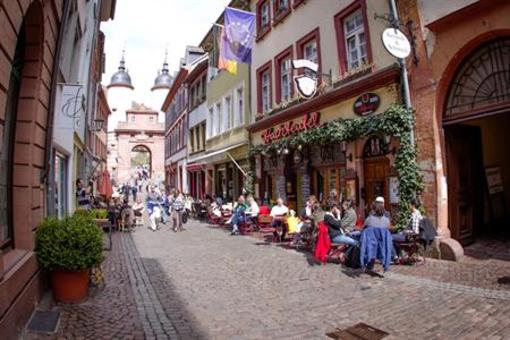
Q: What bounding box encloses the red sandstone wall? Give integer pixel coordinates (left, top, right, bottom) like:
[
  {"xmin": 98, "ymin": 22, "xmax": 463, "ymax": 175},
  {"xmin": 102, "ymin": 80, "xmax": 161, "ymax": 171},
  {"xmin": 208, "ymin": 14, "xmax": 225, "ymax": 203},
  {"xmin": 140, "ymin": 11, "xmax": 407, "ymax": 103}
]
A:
[{"xmin": 0, "ymin": 0, "xmax": 63, "ymax": 337}]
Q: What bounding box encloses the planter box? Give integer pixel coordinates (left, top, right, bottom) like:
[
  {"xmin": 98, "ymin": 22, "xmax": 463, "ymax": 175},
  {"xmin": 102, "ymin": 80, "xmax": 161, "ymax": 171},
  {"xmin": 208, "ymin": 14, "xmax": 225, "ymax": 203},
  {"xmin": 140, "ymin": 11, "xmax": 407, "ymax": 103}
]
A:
[
  {"xmin": 92, "ymin": 218, "xmax": 110, "ymax": 231},
  {"xmin": 51, "ymin": 269, "xmax": 89, "ymax": 303}
]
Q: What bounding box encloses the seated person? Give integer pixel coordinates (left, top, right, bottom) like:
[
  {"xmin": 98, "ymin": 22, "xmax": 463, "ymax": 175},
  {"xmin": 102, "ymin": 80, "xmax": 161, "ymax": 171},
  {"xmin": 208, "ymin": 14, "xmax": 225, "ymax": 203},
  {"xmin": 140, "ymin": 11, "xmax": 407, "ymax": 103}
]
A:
[
  {"xmin": 286, "ymin": 210, "xmax": 302, "ymax": 234},
  {"xmin": 231, "ymin": 195, "xmax": 248, "ymax": 235},
  {"xmin": 364, "ymin": 200, "xmax": 397, "ymax": 259},
  {"xmin": 245, "ymin": 195, "xmax": 260, "ymax": 223},
  {"xmin": 132, "ymin": 197, "xmax": 144, "ymax": 218},
  {"xmin": 270, "ymin": 198, "xmax": 289, "ymax": 223},
  {"xmin": 364, "ymin": 200, "xmax": 391, "ymax": 229},
  {"xmin": 341, "ymin": 199, "xmax": 357, "ymax": 232},
  {"xmin": 392, "ymin": 198, "xmax": 423, "ymax": 253},
  {"xmin": 258, "ymin": 201, "xmax": 270, "ymax": 216},
  {"xmin": 270, "ymin": 198, "xmax": 289, "ymax": 239},
  {"xmin": 325, "ymin": 205, "xmax": 358, "ymax": 246}
]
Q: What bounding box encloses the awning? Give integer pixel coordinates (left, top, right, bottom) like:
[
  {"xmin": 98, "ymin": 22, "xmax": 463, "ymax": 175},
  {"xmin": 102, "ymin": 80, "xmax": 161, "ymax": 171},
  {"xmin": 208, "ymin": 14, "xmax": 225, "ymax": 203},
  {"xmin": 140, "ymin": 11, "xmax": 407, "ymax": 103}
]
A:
[
  {"xmin": 186, "ymin": 163, "xmax": 203, "ymax": 172},
  {"xmin": 188, "ymin": 142, "xmax": 247, "ymax": 164}
]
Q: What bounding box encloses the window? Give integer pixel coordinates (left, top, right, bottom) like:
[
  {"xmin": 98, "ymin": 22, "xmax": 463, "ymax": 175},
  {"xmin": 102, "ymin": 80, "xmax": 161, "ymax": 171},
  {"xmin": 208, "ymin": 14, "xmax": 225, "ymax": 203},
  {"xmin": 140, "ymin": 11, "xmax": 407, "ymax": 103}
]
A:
[
  {"xmin": 334, "ymin": 1, "xmax": 372, "ymax": 74},
  {"xmin": 273, "ymin": 0, "xmax": 291, "ymax": 24},
  {"xmin": 131, "ymin": 115, "xmax": 135, "ymax": 122},
  {"xmin": 201, "ymin": 122, "xmax": 206, "ymax": 148},
  {"xmin": 257, "ymin": 61, "xmax": 272, "ymax": 115},
  {"xmin": 256, "ymin": 0, "xmax": 271, "ymax": 39},
  {"xmin": 297, "ymin": 28, "xmax": 321, "ymax": 81},
  {"xmin": 235, "ymin": 86, "xmax": 244, "ymax": 127},
  {"xmin": 261, "ymin": 2, "xmax": 270, "ymax": 27},
  {"xmin": 262, "ymin": 72, "xmax": 271, "ymax": 112},
  {"xmin": 208, "ymin": 108, "xmax": 214, "ymax": 138},
  {"xmin": 189, "ymin": 128, "xmax": 195, "ymax": 152},
  {"xmin": 224, "ymin": 96, "xmax": 231, "ymax": 131},
  {"xmin": 281, "ymin": 58, "xmax": 291, "ymax": 101},
  {"xmin": 201, "ymin": 74, "xmax": 207, "ymax": 100},
  {"xmin": 344, "ymin": 10, "xmax": 366, "ymax": 69},
  {"xmin": 215, "ymin": 102, "xmax": 222, "ymax": 134},
  {"xmin": 149, "ymin": 116, "xmax": 154, "ymax": 122},
  {"xmin": 275, "ymin": 46, "xmax": 293, "ymax": 104}
]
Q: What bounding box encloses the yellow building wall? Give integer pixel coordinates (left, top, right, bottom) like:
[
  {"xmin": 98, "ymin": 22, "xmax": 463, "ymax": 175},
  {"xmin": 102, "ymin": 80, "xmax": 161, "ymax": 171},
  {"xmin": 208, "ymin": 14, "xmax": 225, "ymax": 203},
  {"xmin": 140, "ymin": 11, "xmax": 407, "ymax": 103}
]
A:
[
  {"xmin": 251, "ymin": 84, "xmax": 399, "ymax": 145},
  {"xmin": 206, "ymin": 63, "xmax": 251, "ymax": 154}
]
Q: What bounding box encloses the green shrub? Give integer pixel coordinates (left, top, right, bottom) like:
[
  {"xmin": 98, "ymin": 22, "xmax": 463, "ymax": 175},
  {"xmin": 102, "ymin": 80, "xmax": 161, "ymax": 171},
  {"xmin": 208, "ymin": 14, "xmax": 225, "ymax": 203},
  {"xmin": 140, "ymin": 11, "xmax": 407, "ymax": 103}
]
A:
[
  {"xmin": 73, "ymin": 208, "xmax": 90, "ymax": 217},
  {"xmin": 89, "ymin": 208, "xmax": 108, "ymax": 219},
  {"xmin": 36, "ymin": 214, "xmax": 104, "ymax": 271}
]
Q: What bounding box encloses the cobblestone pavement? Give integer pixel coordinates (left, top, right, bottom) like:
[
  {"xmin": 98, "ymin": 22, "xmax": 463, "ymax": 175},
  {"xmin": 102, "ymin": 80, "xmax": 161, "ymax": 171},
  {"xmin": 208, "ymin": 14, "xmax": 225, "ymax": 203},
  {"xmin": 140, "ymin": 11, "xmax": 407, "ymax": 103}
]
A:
[
  {"xmin": 129, "ymin": 221, "xmax": 510, "ymax": 339},
  {"xmin": 35, "ymin": 232, "xmax": 146, "ymax": 340},
  {"xmin": 29, "ymin": 219, "xmax": 510, "ymax": 339}
]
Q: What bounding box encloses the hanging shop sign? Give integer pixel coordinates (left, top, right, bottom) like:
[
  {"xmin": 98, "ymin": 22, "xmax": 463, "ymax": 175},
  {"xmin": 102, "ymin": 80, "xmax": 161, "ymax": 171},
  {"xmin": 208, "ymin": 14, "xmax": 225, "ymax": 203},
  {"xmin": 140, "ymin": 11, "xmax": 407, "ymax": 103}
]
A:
[
  {"xmin": 382, "ymin": 28, "xmax": 411, "ymax": 59},
  {"xmin": 353, "ymin": 93, "xmax": 380, "ymax": 116},
  {"xmin": 261, "ymin": 112, "xmax": 321, "ymax": 144},
  {"xmin": 292, "ymin": 59, "xmax": 319, "ymax": 99}
]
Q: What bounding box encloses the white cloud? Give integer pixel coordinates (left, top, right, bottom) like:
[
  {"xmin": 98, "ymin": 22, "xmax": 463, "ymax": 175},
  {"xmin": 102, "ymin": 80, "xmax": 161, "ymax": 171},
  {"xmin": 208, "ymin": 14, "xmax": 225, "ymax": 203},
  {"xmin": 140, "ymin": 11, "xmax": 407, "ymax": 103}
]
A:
[{"xmin": 101, "ymin": 0, "xmax": 229, "ymax": 110}]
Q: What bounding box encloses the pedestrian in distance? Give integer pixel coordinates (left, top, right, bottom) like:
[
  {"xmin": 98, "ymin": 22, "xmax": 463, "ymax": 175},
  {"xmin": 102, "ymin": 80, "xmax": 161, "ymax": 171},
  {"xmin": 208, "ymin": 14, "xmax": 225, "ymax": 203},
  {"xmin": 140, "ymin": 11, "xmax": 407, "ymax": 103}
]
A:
[
  {"xmin": 76, "ymin": 178, "xmax": 92, "ymax": 210},
  {"xmin": 170, "ymin": 190, "xmax": 185, "ymax": 232}
]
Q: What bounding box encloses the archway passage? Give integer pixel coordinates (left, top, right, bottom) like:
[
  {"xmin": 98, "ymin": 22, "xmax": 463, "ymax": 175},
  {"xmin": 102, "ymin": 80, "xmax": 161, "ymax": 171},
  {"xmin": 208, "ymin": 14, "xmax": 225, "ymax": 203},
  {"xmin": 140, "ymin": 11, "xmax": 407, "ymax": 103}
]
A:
[
  {"xmin": 444, "ymin": 37, "xmax": 510, "ymax": 247},
  {"xmin": 131, "ymin": 145, "xmax": 152, "ymax": 180}
]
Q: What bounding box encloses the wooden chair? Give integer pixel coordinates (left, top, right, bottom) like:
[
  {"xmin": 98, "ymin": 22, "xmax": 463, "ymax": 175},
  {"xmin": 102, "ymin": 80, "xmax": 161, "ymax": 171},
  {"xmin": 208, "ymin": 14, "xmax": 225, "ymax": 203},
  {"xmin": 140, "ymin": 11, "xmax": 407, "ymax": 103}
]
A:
[
  {"xmin": 256, "ymin": 215, "xmax": 273, "ymax": 234},
  {"xmin": 395, "ymin": 233, "xmax": 425, "ymax": 265}
]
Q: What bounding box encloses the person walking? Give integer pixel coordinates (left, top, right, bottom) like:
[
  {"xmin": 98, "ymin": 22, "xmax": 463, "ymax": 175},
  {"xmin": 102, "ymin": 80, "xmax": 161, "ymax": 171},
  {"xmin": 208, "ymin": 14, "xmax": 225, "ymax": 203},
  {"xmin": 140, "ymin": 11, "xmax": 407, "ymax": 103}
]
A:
[{"xmin": 170, "ymin": 190, "xmax": 185, "ymax": 232}]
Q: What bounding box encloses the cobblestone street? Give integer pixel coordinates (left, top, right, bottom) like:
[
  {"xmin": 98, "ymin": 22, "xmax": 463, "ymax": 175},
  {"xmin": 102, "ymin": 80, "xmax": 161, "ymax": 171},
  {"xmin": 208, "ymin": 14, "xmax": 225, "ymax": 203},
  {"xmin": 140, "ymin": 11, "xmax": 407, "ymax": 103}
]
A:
[{"xmin": 37, "ymin": 220, "xmax": 510, "ymax": 339}]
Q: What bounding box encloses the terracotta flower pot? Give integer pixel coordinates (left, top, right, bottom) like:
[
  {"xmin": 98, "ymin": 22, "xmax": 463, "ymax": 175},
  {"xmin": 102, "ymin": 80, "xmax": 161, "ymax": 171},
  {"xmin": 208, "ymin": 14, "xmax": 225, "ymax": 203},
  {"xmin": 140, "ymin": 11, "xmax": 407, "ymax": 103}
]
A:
[{"xmin": 50, "ymin": 269, "xmax": 89, "ymax": 303}]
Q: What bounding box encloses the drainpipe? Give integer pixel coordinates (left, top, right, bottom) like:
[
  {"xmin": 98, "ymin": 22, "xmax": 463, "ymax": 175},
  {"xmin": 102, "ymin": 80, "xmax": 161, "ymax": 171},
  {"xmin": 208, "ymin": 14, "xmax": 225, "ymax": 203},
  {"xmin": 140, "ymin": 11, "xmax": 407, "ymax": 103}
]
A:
[
  {"xmin": 42, "ymin": 0, "xmax": 72, "ymax": 216},
  {"xmin": 388, "ymin": 0, "xmax": 415, "ymax": 146}
]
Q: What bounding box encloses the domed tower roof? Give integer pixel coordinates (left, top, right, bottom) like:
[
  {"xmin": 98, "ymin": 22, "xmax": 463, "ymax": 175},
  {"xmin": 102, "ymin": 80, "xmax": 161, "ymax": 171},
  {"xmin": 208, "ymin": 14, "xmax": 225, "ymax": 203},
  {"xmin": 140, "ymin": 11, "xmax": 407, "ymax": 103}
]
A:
[
  {"xmin": 107, "ymin": 51, "xmax": 134, "ymax": 89},
  {"xmin": 151, "ymin": 51, "xmax": 173, "ymax": 91}
]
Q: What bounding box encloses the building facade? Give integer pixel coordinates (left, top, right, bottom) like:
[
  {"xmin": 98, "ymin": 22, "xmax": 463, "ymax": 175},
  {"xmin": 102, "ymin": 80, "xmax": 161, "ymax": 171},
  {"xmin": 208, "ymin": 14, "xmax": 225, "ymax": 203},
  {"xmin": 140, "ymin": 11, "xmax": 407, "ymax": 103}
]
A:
[
  {"xmin": 184, "ymin": 0, "xmax": 252, "ymax": 202},
  {"xmin": 50, "ymin": 0, "xmax": 113, "ymax": 217},
  {"xmin": 106, "ymin": 53, "xmax": 134, "ymax": 184},
  {"xmin": 113, "ymin": 104, "xmax": 165, "ymax": 185},
  {"xmin": 398, "ymin": 0, "xmax": 510, "ymax": 259},
  {"xmin": 249, "ymin": 0, "xmax": 401, "ymax": 213},
  {"xmin": 0, "ymin": 0, "xmax": 116, "ymax": 337},
  {"xmin": 163, "ymin": 46, "xmax": 207, "ymax": 193},
  {"xmin": 184, "ymin": 58, "xmax": 208, "ymax": 199}
]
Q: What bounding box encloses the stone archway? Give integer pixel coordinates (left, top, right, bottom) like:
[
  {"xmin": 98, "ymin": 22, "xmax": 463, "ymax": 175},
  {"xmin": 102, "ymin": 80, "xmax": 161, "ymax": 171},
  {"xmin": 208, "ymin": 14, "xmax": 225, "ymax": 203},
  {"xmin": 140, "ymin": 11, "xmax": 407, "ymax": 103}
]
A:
[
  {"xmin": 130, "ymin": 144, "xmax": 152, "ymax": 179},
  {"xmin": 443, "ymin": 37, "xmax": 510, "ymax": 245}
]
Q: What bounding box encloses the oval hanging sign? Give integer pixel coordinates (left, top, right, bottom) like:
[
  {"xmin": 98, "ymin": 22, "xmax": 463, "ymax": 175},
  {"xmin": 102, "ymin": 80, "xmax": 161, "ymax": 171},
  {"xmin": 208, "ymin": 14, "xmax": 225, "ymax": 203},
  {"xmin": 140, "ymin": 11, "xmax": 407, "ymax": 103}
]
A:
[
  {"xmin": 382, "ymin": 28, "xmax": 411, "ymax": 59},
  {"xmin": 353, "ymin": 93, "xmax": 380, "ymax": 116}
]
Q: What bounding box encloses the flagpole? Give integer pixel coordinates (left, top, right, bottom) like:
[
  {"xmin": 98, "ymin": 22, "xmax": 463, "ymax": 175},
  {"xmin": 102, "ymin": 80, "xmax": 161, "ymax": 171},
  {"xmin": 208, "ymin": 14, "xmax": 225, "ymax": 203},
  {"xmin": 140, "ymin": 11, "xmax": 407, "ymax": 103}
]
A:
[{"xmin": 225, "ymin": 6, "xmax": 255, "ymax": 16}]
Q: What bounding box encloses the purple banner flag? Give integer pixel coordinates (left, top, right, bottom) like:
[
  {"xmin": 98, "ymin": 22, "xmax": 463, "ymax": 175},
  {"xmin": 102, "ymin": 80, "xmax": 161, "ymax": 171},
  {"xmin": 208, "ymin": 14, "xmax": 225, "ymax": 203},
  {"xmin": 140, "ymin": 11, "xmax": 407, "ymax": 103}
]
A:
[{"xmin": 220, "ymin": 7, "xmax": 255, "ymax": 64}]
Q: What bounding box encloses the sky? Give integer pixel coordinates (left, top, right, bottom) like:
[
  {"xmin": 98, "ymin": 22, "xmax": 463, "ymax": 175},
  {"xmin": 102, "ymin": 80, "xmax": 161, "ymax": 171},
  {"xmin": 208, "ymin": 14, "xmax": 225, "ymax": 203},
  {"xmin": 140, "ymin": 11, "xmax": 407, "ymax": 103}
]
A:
[{"xmin": 101, "ymin": 0, "xmax": 230, "ymax": 111}]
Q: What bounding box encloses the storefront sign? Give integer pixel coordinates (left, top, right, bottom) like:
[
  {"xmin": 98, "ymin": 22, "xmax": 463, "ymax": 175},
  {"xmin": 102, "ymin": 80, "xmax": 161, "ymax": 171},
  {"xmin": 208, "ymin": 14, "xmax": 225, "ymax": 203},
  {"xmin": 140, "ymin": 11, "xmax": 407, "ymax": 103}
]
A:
[
  {"xmin": 485, "ymin": 166, "xmax": 504, "ymax": 195},
  {"xmin": 353, "ymin": 93, "xmax": 380, "ymax": 116},
  {"xmin": 261, "ymin": 112, "xmax": 321, "ymax": 144},
  {"xmin": 382, "ymin": 28, "xmax": 411, "ymax": 59}
]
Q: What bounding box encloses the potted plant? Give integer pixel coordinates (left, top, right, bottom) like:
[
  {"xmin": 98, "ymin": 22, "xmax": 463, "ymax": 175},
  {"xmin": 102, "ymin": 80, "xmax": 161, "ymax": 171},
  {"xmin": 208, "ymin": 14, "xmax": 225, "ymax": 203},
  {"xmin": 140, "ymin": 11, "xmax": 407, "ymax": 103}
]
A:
[
  {"xmin": 89, "ymin": 208, "xmax": 109, "ymax": 230},
  {"xmin": 36, "ymin": 214, "xmax": 104, "ymax": 303}
]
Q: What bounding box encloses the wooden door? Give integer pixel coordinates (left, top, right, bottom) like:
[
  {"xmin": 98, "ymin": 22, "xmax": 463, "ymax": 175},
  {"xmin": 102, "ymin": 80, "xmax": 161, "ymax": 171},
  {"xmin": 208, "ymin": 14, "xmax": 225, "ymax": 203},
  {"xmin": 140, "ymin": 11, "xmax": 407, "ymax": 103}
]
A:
[
  {"xmin": 445, "ymin": 125, "xmax": 484, "ymax": 245},
  {"xmin": 364, "ymin": 157, "xmax": 390, "ymax": 213}
]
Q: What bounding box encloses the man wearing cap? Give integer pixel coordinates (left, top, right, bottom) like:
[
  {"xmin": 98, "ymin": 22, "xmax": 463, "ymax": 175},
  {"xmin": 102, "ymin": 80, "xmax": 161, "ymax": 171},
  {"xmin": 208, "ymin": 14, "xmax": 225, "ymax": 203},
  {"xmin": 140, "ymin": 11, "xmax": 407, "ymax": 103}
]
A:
[{"xmin": 373, "ymin": 196, "xmax": 390, "ymax": 219}]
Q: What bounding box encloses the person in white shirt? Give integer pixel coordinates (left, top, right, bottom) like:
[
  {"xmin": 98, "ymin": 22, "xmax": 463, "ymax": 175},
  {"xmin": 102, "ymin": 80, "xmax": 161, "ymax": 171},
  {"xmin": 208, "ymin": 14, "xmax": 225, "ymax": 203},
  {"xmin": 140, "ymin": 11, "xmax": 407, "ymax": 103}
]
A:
[
  {"xmin": 245, "ymin": 195, "xmax": 260, "ymax": 222},
  {"xmin": 270, "ymin": 198, "xmax": 289, "ymax": 240},
  {"xmin": 270, "ymin": 198, "xmax": 289, "ymax": 217}
]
